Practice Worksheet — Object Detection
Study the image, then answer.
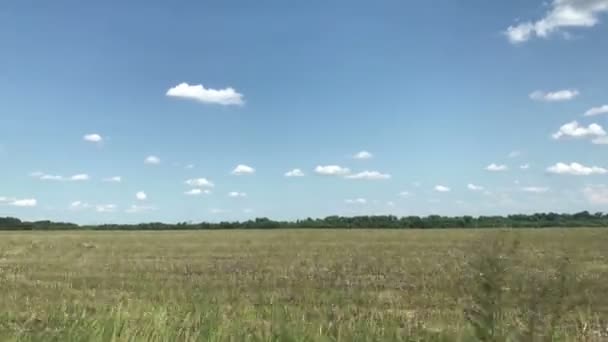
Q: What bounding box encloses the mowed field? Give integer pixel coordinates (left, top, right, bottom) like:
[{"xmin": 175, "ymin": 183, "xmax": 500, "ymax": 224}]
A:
[{"xmin": 0, "ymin": 229, "xmax": 607, "ymax": 341}]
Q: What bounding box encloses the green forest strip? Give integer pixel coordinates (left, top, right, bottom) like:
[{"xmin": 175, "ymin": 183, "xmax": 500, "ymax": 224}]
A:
[{"xmin": 2, "ymin": 212, "xmax": 608, "ymax": 230}]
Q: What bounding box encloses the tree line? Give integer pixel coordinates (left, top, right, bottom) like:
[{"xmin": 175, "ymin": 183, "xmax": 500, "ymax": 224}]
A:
[{"xmin": 2, "ymin": 211, "xmax": 608, "ymax": 230}]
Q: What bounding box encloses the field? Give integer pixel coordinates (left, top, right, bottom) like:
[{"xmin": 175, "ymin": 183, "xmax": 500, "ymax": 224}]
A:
[{"xmin": 0, "ymin": 229, "xmax": 607, "ymax": 341}]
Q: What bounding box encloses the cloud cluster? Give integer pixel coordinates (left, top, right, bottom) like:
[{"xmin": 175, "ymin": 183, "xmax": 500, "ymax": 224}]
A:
[
  {"xmin": 353, "ymin": 151, "xmax": 373, "ymax": 160},
  {"xmin": 552, "ymin": 121, "xmax": 606, "ymax": 140},
  {"xmin": 83, "ymin": 133, "xmax": 103, "ymax": 143},
  {"xmin": 284, "ymin": 169, "xmax": 305, "ymax": 177},
  {"xmin": 584, "ymin": 105, "xmax": 608, "ymax": 116},
  {"xmin": 228, "ymin": 191, "xmax": 247, "ymax": 198},
  {"xmin": 231, "ymin": 164, "xmax": 255, "ymax": 175},
  {"xmin": 166, "ymin": 83, "xmax": 244, "ymax": 106},
  {"xmin": 506, "ymin": 0, "xmax": 608, "ymax": 43},
  {"xmin": 315, "ymin": 165, "xmax": 351, "ymax": 176},
  {"xmin": 31, "ymin": 172, "xmax": 90, "ymax": 182},
  {"xmin": 145, "ymin": 155, "xmax": 161, "ymax": 165},
  {"xmin": 547, "ymin": 162, "xmax": 607, "ymax": 175},
  {"xmin": 467, "ymin": 183, "xmax": 484, "ymax": 191},
  {"xmin": 434, "ymin": 185, "xmax": 451, "ymax": 192},
  {"xmin": 529, "ymin": 89, "xmax": 579, "ymax": 102},
  {"xmin": 0, "ymin": 197, "xmax": 37, "ymax": 207},
  {"xmin": 185, "ymin": 178, "xmax": 214, "ymax": 187},
  {"xmin": 486, "ymin": 163, "xmax": 508, "ymax": 172},
  {"xmin": 345, "ymin": 198, "xmax": 367, "ymax": 204},
  {"xmin": 136, "ymin": 191, "xmax": 147, "ymax": 201},
  {"xmin": 345, "ymin": 171, "xmax": 391, "ymax": 180},
  {"xmin": 184, "ymin": 188, "xmax": 211, "ymax": 196}
]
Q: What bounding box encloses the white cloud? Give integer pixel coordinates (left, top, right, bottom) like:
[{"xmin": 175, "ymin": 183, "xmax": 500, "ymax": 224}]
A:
[
  {"xmin": 96, "ymin": 204, "xmax": 117, "ymax": 213},
  {"xmin": 529, "ymin": 89, "xmax": 579, "ymax": 102},
  {"xmin": 584, "ymin": 105, "xmax": 608, "ymax": 116},
  {"xmin": 552, "ymin": 121, "xmax": 606, "ymax": 139},
  {"xmin": 522, "ymin": 186, "xmax": 549, "ymax": 193},
  {"xmin": 125, "ymin": 205, "xmax": 155, "ymax": 214},
  {"xmin": 508, "ymin": 150, "xmax": 521, "ymax": 158},
  {"xmin": 144, "ymin": 156, "xmax": 160, "ymax": 165},
  {"xmin": 520, "ymin": 164, "xmax": 530, "ymax": 170},
  {"xmin": 70, "ymin": 201, "xmax": 91, "ymax": 210},
  {"xmin": 583, "ymin": 184, "xmax": 608, "ymax": 205},
  {"xmin": 31, "ymin": 172, "xmax": 90, "ymax": 182},
  {"xmin": 185, "ymin": 178, "xmax": 214, "ymax": 187},
  {"xmin": 83, "ymin": 133, "xmax": 103, "ymax": 143},
  {"xmin": 314, "ymin": 165, "xmax": 351, "ymax": 176},
  {"xmin": 10, "ymin": 199, "xmax": 37, "ymax": 207},
  {"xmin": 505, "ymin": 0, "xmax": 608, "ymax": 43},
  {"xmin": 228, "ymin": 191, "xmax": 247, "ymax": 198},
  {"xmin": 284, "ymin": 169, "xmax": 305, "ymax": 177},
  {"xmin": 546, "ymin": 162, "xmax": 607, "ymax": 175},
  {"xmin": 399, "ymin": 191, "xmax": 411, "ymax": 197},
  {"xmin": 136, "ymin": 191, "xmax": 147, "ymax": 201},
  {"xmin": 387, "ymin": 201, "xmax": 395, "ymax": 207},
  {"xmin": 166, "ymin": 82, "xmax": 244, "ymax": 106},
  {"xmin": 486, "ymin": 163, "xmax": 508, "ymax": 172},
  {"xmin": 592, "ymin": 136, "xmax": 608, "ymax": 144},
  {"xmin": 40, "ymin": 174, "xmax": 64, "ymax": 181},
  {"xmin": 243, "ymin": 208, "xmax": 254, "ymax": 214},
  {"xmin": 185, "ymin": 164, "xmax": 195, "ymax": 169},
  {"xmin": 434, "ymin": 185, "xmax": 451, "ymax": 192},
  {"xmin": 231, "ymin": 164, "xmax": 255, "ymax": 175},
  {"xmin": 345, "ymin": 198, "xmax": 367, "ymax": 204},
  {"xmin": 353, "ymin": 150, "xmax": 373, "ymax": 160},
  {"xmin": 70, "ymin": 174, "xmax": 90, "ymax": 181},
  {"xmin": 184, "ymin": 188, "xmax": 211, "ymax": 196},
  {"xmin": 103, "ymin": 176, "xmax": 122, "ymax": 183},
  {"xmin": 345, "ymin": 170, "xmax": 391, "ymax": 180},
  {"xmin": 468, "ymin": 183, "xmax": 484, "ymax": 191}
]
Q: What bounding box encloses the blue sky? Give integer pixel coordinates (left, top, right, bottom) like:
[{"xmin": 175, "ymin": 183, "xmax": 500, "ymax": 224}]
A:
[{"xmin": 1, "ymin": 0, "xmax": 608, "ymax": 224}]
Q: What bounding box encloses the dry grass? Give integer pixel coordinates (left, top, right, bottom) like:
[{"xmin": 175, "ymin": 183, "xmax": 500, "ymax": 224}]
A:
[{"xmin": 0, "ymin": 228, "xmax": 607, "ymax": 341}]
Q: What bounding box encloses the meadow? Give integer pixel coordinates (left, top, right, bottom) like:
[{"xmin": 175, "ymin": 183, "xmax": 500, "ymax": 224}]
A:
[{"xmin": 0, "ymin": 228, "xmax": 607, "ymax": 341}]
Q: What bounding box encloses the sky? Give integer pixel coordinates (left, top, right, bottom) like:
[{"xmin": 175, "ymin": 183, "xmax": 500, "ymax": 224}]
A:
[{"xmin": 1, "ymin": 0, "xmax": 608, "ymax": 224}]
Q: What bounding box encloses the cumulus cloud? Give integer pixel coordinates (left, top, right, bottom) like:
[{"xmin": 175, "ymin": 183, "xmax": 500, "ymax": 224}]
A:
[
  {"xmin": 228, "ymin": 191, "xmax": 247, "ymax": 198},
  {"xmin": 285, "ymin": 169, "xmax": 305, "ymax": 177},
  {"xmin": 486, "ymin": 163, "xmax": 508, "ymax": 172},
  {"xmin": 185, "ymin": 178, "xmax": 214, "ymax": 187},
  {"xmin": 546, "ymin": 162, "xmax": 607, "ymax": 175},
  {"xmin": 353, "ymin": 151, "xmax": 373, "ymax": 159},
  {"xmin": 552, "ymin": 121, "xmax": 606, "ymax": 139},
  {"xmin": 584, "ymin": 105, "xmax": 608, "ymax": 116},
  {"xmin": 136, "ymin": 191, "xmax": 147, "ymax": 201},
  {"xmin": 145, "ymin": 155, "xmax": 160, "ymax": 165},
  {"xmin": 83, "ymin": 133, "xmax": 103, "ymax": 143},
  {"xmin": 583, "ymin": 184, "xmax": 608, "ymax": 204},
  {"xmin": 505, "ymin": 0, "xmax": 608, "ymax": 43},
  {"xmin": 345, "ymin": 198, "xmax": 367, "ymax": 204},
  {"xmin": 10, "ymin": 199, "xmax": 37, "ymax": 207},
  {"xmin": 231, "ymin": 164, "xmax": 255, "ymax": 175},
  {"xmin": 434, "ymin": 185, "xmax": 451, "ymax": 192},
  {"xmin": 184, "ymin": 189, "xmax": 211, "ymax": 196},
  {"xmin": 103, "ymin": 176, "xmax": 122, "ymax": 183},
  {"xmin": 522, "ymin": 186, "xmax": 549, "ymax": 193},
  {"xmin": 529, "ymin": 89, "xmax": 579, "ymax": 102},
  {"xmin": 520, "ymin": 164, "xmax": 530, "ymax": 170},
  {"xmin": 468, "ymin": 183, "xmax": 484, "ymax": 191},
  {"xmin": 166, "ymin": 82, "xmax": 244, "ymax": 106},
  {"xmin": 96, "ymin": 204, "xmax": 117, "ymax": 213},
  {"xmin": 314, "ymin": 165, "xmax": 351, "ymax": 176},
  {"xmin": 345, "ymin": 171, "xmax": 391, "ymax": 180}
]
